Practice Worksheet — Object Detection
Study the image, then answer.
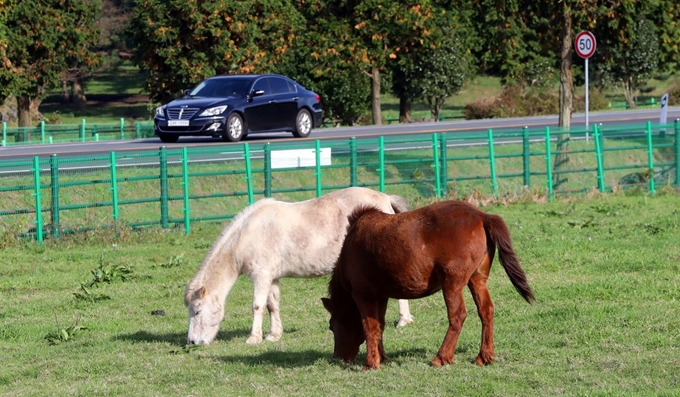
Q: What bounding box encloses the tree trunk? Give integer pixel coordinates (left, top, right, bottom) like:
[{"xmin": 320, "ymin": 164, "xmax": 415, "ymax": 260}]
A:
[
  {"xmin": 398, "ymin": 94, "xmax": 411, "ymax": 123},
  {"xmin": 623, "ymin": 77, "xmax": 635, "ymax": 108},
  {"xmin": 72, "ymin": 79, "xmax": 87, "ymax": 110},
  {"xmin": 17, "ymin": 95, "xmax": 32, "ymax": 128},
  {"xmin": 554, "ymin": 2, "xmax": 574, "ymax": 190},
  {"xmin": 60, "ymin": 80, "xmax": 70, "ymax": 104},
  {"xmin": 371, "ymin": 67, "xmax": 382, "ymax": 125}
]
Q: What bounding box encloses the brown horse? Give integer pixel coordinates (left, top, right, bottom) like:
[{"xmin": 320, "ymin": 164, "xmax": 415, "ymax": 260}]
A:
[{"xmin": 321, "ymin": 200, "xmax": 535, "ymax": 370}]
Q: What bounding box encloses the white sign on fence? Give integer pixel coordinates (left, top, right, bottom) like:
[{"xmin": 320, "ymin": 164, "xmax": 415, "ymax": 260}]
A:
[
  {"xmin": 271, "ymin": 148, "xmax": 331, "ymax": 169},
  {"xmin": 660, "ymin": 93, "xmax": 669, "ymax": 124}
]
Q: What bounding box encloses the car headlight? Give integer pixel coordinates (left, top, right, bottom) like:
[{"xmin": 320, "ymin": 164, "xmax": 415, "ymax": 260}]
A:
[
  {"xmin": 155, "ymin": 106, "xmax": 165, "ymax": 117},
  {"xmin": 199, "ymin": 106, "xmax": 228, "ymax": 117}
]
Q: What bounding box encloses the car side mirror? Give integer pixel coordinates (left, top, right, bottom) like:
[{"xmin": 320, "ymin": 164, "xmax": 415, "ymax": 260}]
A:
[
  {"xmin": 183, "ymin": 89, "xmax": 191, "ymax": 96},
  {"xmin": 247, "ymin": 90, "xmax": 265, "ymax": 102}
]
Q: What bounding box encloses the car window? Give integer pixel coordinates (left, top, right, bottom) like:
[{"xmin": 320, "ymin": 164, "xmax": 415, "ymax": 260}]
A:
[
  {"xmin": 190, "ymin": 79, "xmax": 250, "ymax": 97},
  {"xmin": 286, "ymin": 80, "xmax": 297, "ymax": 93},
  {"xmin": 269, "ymin": 77, "xmax": 292, "ymax": 94},
  {"xmin": 252, "ymin": 78, "xmax": 271, "ymax": 95}
]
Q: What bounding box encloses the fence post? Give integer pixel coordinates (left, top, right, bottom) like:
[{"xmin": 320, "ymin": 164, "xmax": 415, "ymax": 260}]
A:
[
  {"xmin": 522, "ymin": 126, "xmax": 530, "ymax": 187},
  {"xmin": 350, "ymin": 137, "xmax": 358, "ymax": 187},
  {"xmin": 439, "ymin": 133, "xmax": 448, "ymax": 196},
  {"xmin": 50, "ymin": 154, "xmax": 60, "ymax": 239},
  {"xmin": 2, "ymin": 121, "xmax": 6, "ymax": 146},
  {"xmin": 544, "ymin": 127, "xmax": 554, "ymax": 201},
  {"xmin": 487, "ymin": 129, "xmax": 498, "ymax": 197},
  {"xmin": 120, "ymin": 118, "xmax": 125, "ymax": 140},
  {"xmin": 264, "ymin": 143, "xmax": 272, "ymax": 197},
  {"xmin": 378, "ymin": 136, "xmax": 385, "ymax": 192},
  {"xmin": 431, "ymin": 133, "xmax": 441, "ymax": 197},
  {"xmin": 315, "ymin": 139, "xmax": 322, "ymax": 197},
  {"xmin": 135, "ymin": 122, "xmax": 141, "ymax": 139},
  {"xmin": 80, "ymin": 119, "xmax": 86, "ymax": 142},
  {"xmin": 110, "ymin": 152, "xmax": 119, "ymax": 223},
  {"xmin": 181, "ymin": 147, "xmax": 190, "ymax": 235},
  {"xmin": 645, "ymin": 121, "xmax": 655, "ymax": 195},
  {"xmin": 32, "ymin": 156, "xmax": 43, "ymax": 242},
  {"xmin": 244, "ymin": 142, "xmax": 254, "ymax": 204},
  {"xmin": 40, "ymin": 121, "xmax": 45, "ymax": 143},
  {"xmin": 159, "ymin": 146, "xmax": 169, "ymax": 228},
  {"xmin": 675, "ymin": 119, "xmax": 679, "ymax": 187},
  {"xmin": 593, "ymin": 124, "xmax": 605, "ymax": 192}
]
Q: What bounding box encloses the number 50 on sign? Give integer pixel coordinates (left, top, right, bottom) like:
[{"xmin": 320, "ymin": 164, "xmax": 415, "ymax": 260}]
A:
[{"xmin": 575, "ymin": 31, "xmax": 596, "ymax": 59}]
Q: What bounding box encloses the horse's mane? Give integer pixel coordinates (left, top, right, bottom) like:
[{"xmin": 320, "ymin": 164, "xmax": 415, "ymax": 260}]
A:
[
  {"xmin": 184, "ymin": 198, "xmax": 276, "ymax": 303},
  {"xmin": 346, "ymin": 205, "xmax": 382, "ymax": 229}
]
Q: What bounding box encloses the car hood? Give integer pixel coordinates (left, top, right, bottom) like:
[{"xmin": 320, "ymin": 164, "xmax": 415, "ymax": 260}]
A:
[{"xmin": 164, "ymin": 96, "xmax": 241, "ymax": 108}]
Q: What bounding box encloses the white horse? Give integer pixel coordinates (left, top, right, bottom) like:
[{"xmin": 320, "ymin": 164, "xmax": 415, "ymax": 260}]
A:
[{"xmin": 184, "ymin": 187, "xmax": 414, "ymax": 345}]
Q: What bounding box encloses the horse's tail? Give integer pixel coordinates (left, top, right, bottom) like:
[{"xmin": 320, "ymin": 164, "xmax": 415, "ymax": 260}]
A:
[
  {"xmin": 388, "ymin": 194, "xmax": 410, "ymax": 213},
  {"xmin": 483, "ymin": 213, "xmax": 535, "ymax": 303}
]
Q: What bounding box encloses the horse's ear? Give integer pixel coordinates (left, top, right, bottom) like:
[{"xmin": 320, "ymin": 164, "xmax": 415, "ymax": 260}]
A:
[{"xmin": 321, "ymin": 297, "xmax": 333, "ymax": 313}]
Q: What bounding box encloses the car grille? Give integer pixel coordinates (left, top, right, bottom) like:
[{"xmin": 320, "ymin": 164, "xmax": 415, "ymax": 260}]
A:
[{"xmin": 166, "ymin": 107, "xmax": 200, "ymax": 120}]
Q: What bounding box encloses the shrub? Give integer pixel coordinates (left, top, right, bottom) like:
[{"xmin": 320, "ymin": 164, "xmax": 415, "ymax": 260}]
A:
[
  {"xmin": 667, "ymin": 83, "xmax": 680, "ymax": 106},
  {"xmin": 462, "ymin": 98, "xmax": 499, "ymax": 119},
  {"xmin": 574, "ymin": 88, "xmax": 609, "ymax": 112}
]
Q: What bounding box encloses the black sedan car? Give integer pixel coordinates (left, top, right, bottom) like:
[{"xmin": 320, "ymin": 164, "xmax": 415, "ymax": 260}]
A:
[{"xmin": 154, "ymin": 74, "xmax": 323, "ymax": 143}]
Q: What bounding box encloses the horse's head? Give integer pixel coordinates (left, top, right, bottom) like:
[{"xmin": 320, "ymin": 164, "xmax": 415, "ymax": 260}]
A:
[
  {"xmin": 321, "ymin": 296, "xmax": 365, "ymax": 363},
  {"xmin": 185, "ymin": 286, "xmax": 224, "ymax": 345}
]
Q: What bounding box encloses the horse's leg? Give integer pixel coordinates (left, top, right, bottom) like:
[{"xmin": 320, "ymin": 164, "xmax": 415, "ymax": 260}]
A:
[
  {"xmin": 246, "ymin": 276, "xmax": 272, "ymax": 345},
  {"xmin": 353, "ymin": 294, "xmax": 382, "ymax": 370},
  {"xmin": 396, "ymin": 299, "xmax": 414, "ymax": 327},
  {"xmin": 431, "ymin": 282, "xmax": 467, "ymax": 367},
  {"xmin": 377, "ymin": 298, "xmax": 390, "ymax": 362},
  {"xmin": 468, "ymin": 258, "xmax": 495, "ymax": 365},
  {"xmin": 265, "ymin": 279, "xmax": 283, "ymax": 342}
]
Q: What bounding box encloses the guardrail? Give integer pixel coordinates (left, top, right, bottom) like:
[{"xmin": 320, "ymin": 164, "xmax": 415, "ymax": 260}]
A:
[{"xmin": 1, "ymin": 120, "xmax": 678, "ymax": 242}]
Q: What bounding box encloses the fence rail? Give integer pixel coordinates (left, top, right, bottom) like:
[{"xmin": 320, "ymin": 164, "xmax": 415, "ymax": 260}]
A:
[
  {"xmin": 1, "ymin": 120, "xmax": 678, "ymax": 242},
  {"xmin": 1, "ymin": 119, "xmax": 156, "ymax": 146}
]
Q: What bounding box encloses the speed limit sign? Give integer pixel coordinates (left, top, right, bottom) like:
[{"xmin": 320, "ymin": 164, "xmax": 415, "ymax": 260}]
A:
[{"xmin": 574, "ymin": 31, "xmax": 596, "ymax": 59}]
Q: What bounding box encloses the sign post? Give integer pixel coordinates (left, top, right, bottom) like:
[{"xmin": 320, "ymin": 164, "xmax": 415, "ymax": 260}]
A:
[
  {"xmin": 575, "ymin": 31, "xmax": 597, "ymax": 128},
  {"xmin": 660, "ymin": 93, "xmax": 669, "ymax": 136}
]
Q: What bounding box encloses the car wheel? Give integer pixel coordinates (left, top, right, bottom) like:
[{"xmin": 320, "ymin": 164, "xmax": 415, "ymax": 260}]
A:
[
  {"xmin": 223, "ymin": 113, "xmax": 245, "ymax": 142},
  {"xmin": 158, "ymin": 133, "xmax": 179, "ymax": 143},
  {"xmin": 292, "ymin": 109, "xmax": 312, "ymax": 138}
]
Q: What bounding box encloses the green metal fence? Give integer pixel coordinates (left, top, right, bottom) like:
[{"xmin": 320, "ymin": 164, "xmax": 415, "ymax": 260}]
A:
[
  {"xmin": 1, "ymin": 120, "xmax": 678, "ymax": 242},
  {"xmin": 1, "ymin": 119, "xmax": 155, "ymax": 146}
]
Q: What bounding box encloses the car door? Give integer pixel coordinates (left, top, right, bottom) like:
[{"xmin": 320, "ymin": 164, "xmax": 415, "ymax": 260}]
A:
[
  {"xmin": 267, "ymin": 77, "xmax": 298, "ymax": 130},
  {"xmin": 244, "ymin": 77, "xmax": 274, "ymax": 131}
]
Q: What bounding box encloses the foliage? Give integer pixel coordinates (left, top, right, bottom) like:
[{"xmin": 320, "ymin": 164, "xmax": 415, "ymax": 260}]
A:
[
  {"xmin": 127, "ymin": 0, "xmax": 305, "ymax": 103},
  {"xmin": 0, "ymin": 0, "xmax": 102, "ymax": 126},
  {"xmin": 82, "ymin": 255, "xmax": 133, "ymax": 288},
  {"xmin": 594, "ymin": 14, "xmax": 660, "ymax": 108},
  {"xmin": 44, "ymin": 315, "xmax": 88, "ymax": 345}
]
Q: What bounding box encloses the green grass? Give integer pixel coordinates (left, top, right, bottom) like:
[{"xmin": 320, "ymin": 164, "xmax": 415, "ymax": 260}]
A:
[{"xmin": 1, "ymin": 193, "xmax": 680, "ymax": 396}]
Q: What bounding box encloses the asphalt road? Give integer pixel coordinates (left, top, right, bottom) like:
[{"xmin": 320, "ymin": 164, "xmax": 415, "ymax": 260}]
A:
[{"xmin": 1, "ymin": 107, "xmax": 678, "ymax": 161}]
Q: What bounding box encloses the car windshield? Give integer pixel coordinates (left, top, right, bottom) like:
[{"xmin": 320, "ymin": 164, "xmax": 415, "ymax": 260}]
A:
[{"xmin": 189, "ymin": 78, "xmax": 251, "ymax": 98}]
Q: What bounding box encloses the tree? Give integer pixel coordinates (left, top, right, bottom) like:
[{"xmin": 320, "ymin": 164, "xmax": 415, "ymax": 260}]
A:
[
  {"xmin": 408, "ymin": 35, "xmax": 473, "ymax": 121},
  {"xmin": 0, "ymin": 0, "xmax": 102, "ymax": 127},
  {"xmin": 594, "ymin": 15, "xmax": 660, "ymax": 108},
  {"xmin": 312, "ymin": 0, "xmax": 440, "ymax": 125},
  {"xmin": 127, "ymin": 0, "xmax": 304, "ymax": 103}
]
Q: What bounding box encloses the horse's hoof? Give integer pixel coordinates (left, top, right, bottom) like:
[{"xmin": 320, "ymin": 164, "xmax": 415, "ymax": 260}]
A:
[
  {"xmin": 245, "ymin": 335, "xmax": 263, "ymax": 345},
  {"xmin": 474, "ymin": 353, "xmax": 494, "ymax": 366},
  {"xmin": 265, "ymin": 333, "xmax": 281, "ymax": 342},
  {"xmin": 396, "ymin": 315, "xmax": 414, "ymax": 328},
  {"xmin": 430, "ymin": 356, "xmax": 454, "ymax": 367}
]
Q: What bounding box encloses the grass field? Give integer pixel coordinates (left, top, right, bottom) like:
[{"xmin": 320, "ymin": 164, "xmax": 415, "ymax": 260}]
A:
[{"xmin": 1, "ymin": 192, "xmax": 679, "ymax": 396}]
